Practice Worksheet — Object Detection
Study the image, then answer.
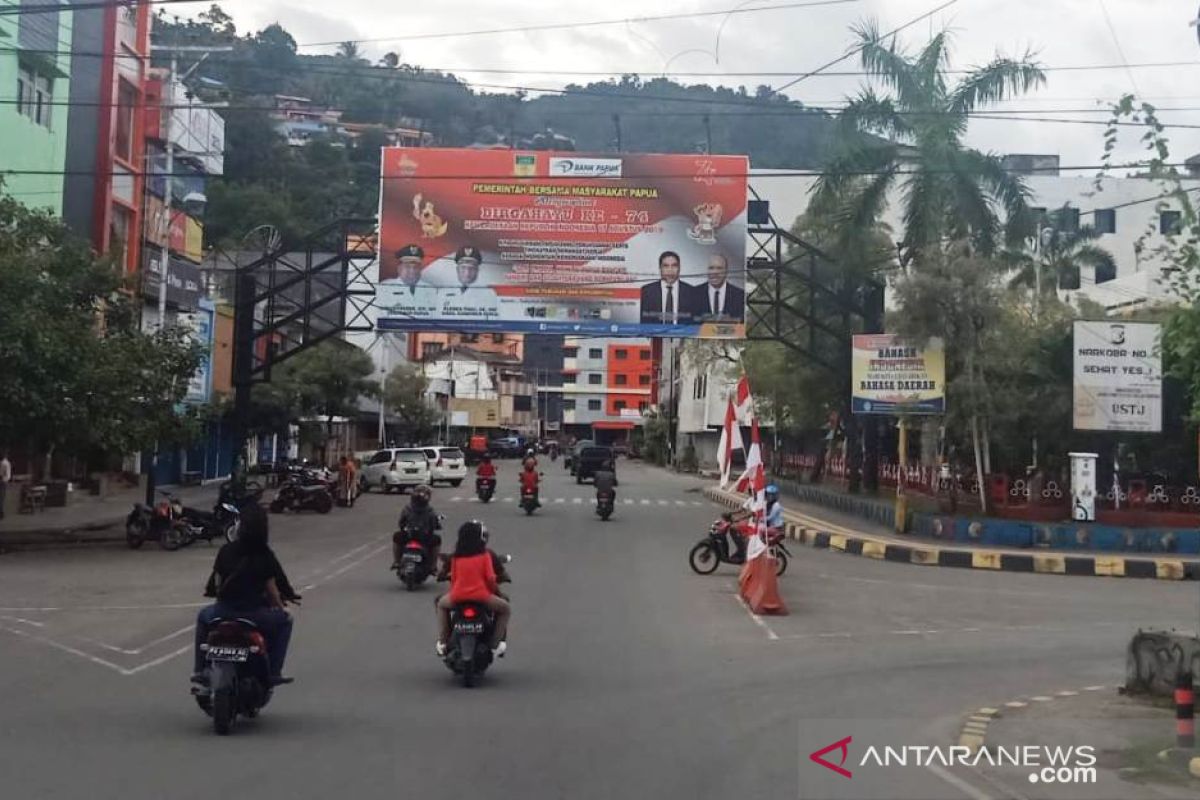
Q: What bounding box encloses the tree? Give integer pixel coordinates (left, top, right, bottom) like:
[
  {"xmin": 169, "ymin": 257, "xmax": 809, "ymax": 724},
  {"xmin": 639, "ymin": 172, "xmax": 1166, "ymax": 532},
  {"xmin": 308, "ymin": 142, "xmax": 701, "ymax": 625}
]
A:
[
  {"xmin": 814, "ymin": 22, "xmax": 1045, "ymax": 264},
  {"xmin": 337, "ymin": 41, "xmax": 363, "ymax": 61},
  {"xmin": 382, "ymin": 364, "xmax": 441, "ymax": 444},
  {"xmin": 281, "ymin": 340, "xmax": 378, "ymax": 457},
  {"xmin": 1005, "ymin": 204, "xmax": 1117, "ymax": 297},
  {"xmin": 380, "ymin": 51, "xmax": 400, "ymax": 69},
  {"xmin": 0, "ymin": 190, "xmax": 202, "ymax": 475}
]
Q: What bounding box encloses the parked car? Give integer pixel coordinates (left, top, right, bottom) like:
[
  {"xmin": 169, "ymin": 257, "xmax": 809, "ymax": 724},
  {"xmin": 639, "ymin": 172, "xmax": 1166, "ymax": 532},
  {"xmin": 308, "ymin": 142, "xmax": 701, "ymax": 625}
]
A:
[
  {"xmin": 422, "ymin": 446, "xmax": 467, "ymax": 486},
  {"xmin": 488, "ymin": 437, "xmax": 524, "ymax": 458},
  {"xmin": 361, "ymin": 448, "xmax": 431, "ymax": 493},
  {"xmin": 575, "ymin": 446, "xmax": 616, "ymax": 484},
  {"xmin": 566, "ymin": 440, "xmax": 595, "ymax": 474}
]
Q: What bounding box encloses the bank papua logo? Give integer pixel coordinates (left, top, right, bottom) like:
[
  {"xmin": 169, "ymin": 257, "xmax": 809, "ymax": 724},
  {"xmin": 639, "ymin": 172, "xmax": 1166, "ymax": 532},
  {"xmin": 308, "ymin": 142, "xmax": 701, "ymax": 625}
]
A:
[{"xmin": 548, "ymin": 157, "xmax": 622, "ymax": 179}]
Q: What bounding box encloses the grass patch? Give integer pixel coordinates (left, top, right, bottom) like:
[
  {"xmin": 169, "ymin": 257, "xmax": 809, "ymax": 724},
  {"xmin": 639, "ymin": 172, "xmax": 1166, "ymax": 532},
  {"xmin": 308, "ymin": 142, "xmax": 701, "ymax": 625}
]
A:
[{"xmin": 1106, "ymin": 738, "xmax": 1197, "ymax": 787}]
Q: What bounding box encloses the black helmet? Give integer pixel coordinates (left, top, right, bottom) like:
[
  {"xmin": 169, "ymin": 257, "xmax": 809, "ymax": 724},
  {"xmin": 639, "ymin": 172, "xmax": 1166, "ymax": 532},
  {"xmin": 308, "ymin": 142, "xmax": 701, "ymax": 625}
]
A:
[{"xmin": 412, "ymin": 484, "xmax": 432, "ymax": 505}]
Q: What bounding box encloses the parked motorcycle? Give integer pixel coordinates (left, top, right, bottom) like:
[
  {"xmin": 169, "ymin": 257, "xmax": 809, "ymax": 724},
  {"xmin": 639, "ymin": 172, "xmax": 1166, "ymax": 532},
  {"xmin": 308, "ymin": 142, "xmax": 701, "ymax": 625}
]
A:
[
  {"xmin": 476, "ymin": 476, "xmax": 496, "ymax": 503},
  {"xmin": 520, "ymin": 487, "xmax": 539, "ymax": 516},
  {"xmin": 595, "ymin": 489, "xmax": 615, "ymax": 521},
  {"xmin": 269, "ymin": 478, "xmax": 333, "ymax": 514},
  {"xmin": 192, "ymin": 616, "xmax": 287, "ymax": 735},
  {"xmin": 688, "ymin": 513, "xmax": 789, "ymax": 576},
  {"xmin": 126, "ymin": 491, "xmax": 241, "ymax": 551},
  {"xmin": 439, "ymin": 555, "xmax": 512, "ymax": 687}
]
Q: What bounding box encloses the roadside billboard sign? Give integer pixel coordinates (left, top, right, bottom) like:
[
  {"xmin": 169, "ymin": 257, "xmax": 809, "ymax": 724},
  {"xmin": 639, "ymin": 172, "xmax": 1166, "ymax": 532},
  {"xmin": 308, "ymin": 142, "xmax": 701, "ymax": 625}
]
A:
[
  {"xmin": 1072, "ymin": 321, "xmax": 1162, "ymax": 432},
  {"xmin": 851, "ymin": 334, "xmax": 946, "ymax": 415},
  {"xmin": 376, "ymin": 147, "xmax": 748, "ymax": 338}
]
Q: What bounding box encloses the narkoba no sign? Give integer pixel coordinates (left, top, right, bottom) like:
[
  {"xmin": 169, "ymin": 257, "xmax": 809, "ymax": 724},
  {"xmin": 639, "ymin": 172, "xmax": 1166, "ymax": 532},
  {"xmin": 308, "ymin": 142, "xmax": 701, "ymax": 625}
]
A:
[
  {"xmin": 1072, "ymin": 321, "xmax": 1162, "ymax": 432},
  {"xmin": 851, "ymin": 334, "xmax": 946, "ymax": 414}
]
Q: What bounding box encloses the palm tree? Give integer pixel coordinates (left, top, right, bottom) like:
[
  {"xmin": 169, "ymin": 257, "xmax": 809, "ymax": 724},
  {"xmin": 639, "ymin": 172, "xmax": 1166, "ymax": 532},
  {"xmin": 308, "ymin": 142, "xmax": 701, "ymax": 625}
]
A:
[
  {"xmin": 1006, "ymin": 204, "xmax": 1117, "ymax": 297},
  {"xmin": 337, "ymin": 41, "xmax": 362, "ymax": 60},
  {"xmin": 814, "ymin": 22, "xmax": 1046, "ymax": 265}
]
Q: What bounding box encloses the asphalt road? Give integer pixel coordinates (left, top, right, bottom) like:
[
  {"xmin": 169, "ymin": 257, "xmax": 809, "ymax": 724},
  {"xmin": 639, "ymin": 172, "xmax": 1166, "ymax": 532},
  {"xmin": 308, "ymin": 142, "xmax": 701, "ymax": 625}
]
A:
[{"xmin": 0, "ymin": 461, "xmax": 1195, "ymax": 800}]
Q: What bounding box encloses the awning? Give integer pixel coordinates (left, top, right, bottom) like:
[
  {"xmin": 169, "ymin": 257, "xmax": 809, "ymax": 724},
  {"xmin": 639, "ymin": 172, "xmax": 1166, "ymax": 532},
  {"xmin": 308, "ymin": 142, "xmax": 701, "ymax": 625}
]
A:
[{"xmin": 592, "ymin": 421, "xmax": 636, "ymax": 430}]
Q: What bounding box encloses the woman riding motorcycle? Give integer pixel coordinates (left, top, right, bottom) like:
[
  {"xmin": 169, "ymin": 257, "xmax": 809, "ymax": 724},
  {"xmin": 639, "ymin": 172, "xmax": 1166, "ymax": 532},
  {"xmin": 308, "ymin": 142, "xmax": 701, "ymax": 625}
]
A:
[
  {"xmin": 435, "ymin": 520, "xmax": 511, "ymax": 658},
  {"xmin": 192, "ymin": 505, "xmax": 299, "ymax": 686}
]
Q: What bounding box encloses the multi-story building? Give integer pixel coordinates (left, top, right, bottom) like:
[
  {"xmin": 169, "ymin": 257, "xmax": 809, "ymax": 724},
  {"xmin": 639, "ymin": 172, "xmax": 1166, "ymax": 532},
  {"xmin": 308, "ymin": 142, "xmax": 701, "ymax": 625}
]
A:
[
  {"xmin": 557, "ymin": 337, "xmax": 653, "ymax": 446},
  {"xmin": 1, "ymin": 0, "xmax": 74, "ymax": 213},
  {"xmin": 60, "ymin": 1, "xmax": 150, "ymax": 274}
]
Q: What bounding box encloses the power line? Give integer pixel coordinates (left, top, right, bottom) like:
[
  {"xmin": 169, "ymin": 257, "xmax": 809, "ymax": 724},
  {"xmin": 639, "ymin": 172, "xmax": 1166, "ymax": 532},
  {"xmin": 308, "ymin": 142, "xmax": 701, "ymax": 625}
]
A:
[
  {"xmin": 293, "ymin": 0, "xmax": 861, "ymax": 48},
  {"xmin": 1097, "ymin": 0, "xmax": 1141, "ymax": 97}
]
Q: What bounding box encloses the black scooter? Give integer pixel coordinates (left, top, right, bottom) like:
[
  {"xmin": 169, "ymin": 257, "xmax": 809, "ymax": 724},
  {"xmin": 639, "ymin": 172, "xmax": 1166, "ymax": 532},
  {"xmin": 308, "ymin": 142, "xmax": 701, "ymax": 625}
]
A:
[
  {"xmin": 269, "ymin": 478, "xmax": 333, "ymax": 514},
  {"xmin": 126, "ymin": 491, "xmax": 242, "ymax": 550},
  {"xmin": 520, "ymin": 487, "xmax": 539, "ymax": 516},
  {"xmin": 595, "ymin": 489, "xmax": 615, "ymax": 521},
  {"xmin": 394, "ymin": 536, "xmax": 434, "ymax": 590},
  {"xmin": 193, "ymin": 616, "xmax": 289, "ymax": 735},
  {"xmin": 440, "ymin": 555, "xmax": 511, "ymax": 687},
  {"xmin": 476, "ymin": 477, "xmax": 496, "ymax": 503}
]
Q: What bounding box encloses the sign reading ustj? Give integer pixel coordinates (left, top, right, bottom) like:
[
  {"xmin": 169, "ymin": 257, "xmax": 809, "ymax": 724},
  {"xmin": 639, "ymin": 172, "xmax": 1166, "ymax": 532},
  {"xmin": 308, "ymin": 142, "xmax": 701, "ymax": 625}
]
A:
[
  {"xmin": 1072, "ymin": 321, "xmax": 1162, "ymax": 432},
  {"xmin": 376, "ymin": 148, "xmax": 748, "ymax": 338},
  {"xmin": 851, "ymin": 334, "xmax": 946, "ymax": 415}
]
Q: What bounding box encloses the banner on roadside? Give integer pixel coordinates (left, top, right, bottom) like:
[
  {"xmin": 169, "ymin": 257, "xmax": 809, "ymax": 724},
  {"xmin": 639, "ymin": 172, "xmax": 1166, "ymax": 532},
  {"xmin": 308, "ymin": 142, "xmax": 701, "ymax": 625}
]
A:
[
  {"xmin": 1072, "ymin": 321, "xmax": 1162, "ymax": 432},
  {"xmin": 851, "ymin": 334, "xmax": 946, "ymax": 415},
  {"xmin": 376, "ymin": 147, "xmax": 749, "ymax": 338}
]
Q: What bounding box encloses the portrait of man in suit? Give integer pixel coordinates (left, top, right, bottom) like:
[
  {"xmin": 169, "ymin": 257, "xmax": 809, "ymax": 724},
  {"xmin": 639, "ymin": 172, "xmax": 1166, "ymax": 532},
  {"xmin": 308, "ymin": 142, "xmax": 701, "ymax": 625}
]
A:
[
  {"xmin": 640, "ymin": 250, "xmax": 696, "ymax": 325},
  {"xmin": 698, "ymin": 253, "xmax": 745, "ymax": 320}
]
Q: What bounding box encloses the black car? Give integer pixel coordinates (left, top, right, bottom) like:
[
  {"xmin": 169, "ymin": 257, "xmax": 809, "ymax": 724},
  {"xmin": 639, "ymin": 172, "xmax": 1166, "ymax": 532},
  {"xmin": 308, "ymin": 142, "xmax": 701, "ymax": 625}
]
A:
[{"xmin": 575, "ymin": 446, "xmax": 616, "ymax": 485}]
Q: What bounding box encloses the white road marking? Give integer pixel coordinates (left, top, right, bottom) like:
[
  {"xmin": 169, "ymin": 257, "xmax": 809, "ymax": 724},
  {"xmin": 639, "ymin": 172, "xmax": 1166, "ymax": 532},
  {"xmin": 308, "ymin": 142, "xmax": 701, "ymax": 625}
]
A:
[
  {"xmin": 0, "ymin": 624, "xmax": 129, "ymax": 675},
  {"xmin": 572, "ymin": 498, "xmax": 583, "ymax": 504},
  {"xmin": 450, "ymin": 496, "xmax": 463, "ymax": 502},
  {"xmin": 1083, "ymin": 685, "xmax": 1107, "ymax": 691},
  {"xmin": 732, "ymin": 593, "xmax": 779, "ymax": 641},
  {"xmin": 0, "ymin": 615, "xmax": 44, "ymax": 627},
  {"xmin": 623, "ymin": 499, "xmax": 634, "ymax": 504},
  {"xmin": 926, "ymin": 764, "xmax": 993, "ymax": 800},
  {"xmin": 123, "ymin": 644, "xmax": 193, "ymax": 676},
  {"xmin": 554, "ymin": 498, "xmax": 565, "ymax": 504},
  {"xmin": 657, "ymin": 500, "xmax": 669, "ymax": 506},
  {"xmin": 1055, "ymin": 690, "xmax": 1079, "ymax": 697},
  {"xmin": 640, "ymin": 499, "xmax": 651, "ymax": 505},
  {"xmin": 675, "ymin": 500, "xmax": 687, "ymax": 506},
  {"xmin": 1029, "ymin": 696, "xmax": 1053, "ymax": 702},
  {"xmin": 502, "ymin": 497, "xmax": 513, "ymax": 503}
]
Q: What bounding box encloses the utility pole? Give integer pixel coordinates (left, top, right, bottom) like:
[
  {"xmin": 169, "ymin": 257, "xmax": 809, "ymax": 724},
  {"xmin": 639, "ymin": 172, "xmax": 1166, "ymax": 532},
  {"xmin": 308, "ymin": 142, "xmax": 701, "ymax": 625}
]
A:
[{"xmin": 377, "ymin": 332, "xmax": 389, "ymax": 446}]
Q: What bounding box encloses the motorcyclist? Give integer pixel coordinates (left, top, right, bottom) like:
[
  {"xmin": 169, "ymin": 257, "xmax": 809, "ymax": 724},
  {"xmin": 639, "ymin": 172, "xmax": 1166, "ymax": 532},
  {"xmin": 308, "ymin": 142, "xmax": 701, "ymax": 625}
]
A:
[
  {"xmin": 764, "ymin": 484, "xmax": 784, "ymax": 533},
  {"xmin": 393, "ymin": 484, "xmax": 442, "ymax": 570},
  {"xmin": 476, "ymin": 456, "xmax": 497, "ymax": 481},
  {"xmin": 193, "ymin": 505, "xmax": 299, "ymax": 686},
  {"xmin": 518, "ymin": 459, "xmax": 541, "ymax": 507},
  {"xmin": 592, "ymin": 459, "xmax": 616, "ymax": 502},
  {"xmin": 521, "ymin": 448, "xmax": 538, "ymax": 471},
  {"xmin": 435, "ymin": 520, "xmax": 510, "ymax": 659},
  {"xmin": 728, "ymin": 484, "xmax": 784, "ymax": 562}
]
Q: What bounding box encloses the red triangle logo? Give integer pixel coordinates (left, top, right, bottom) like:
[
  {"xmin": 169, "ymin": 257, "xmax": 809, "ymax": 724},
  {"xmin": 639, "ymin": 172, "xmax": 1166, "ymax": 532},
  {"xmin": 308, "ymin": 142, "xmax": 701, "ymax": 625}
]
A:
[{"xmin": 810, "ymin": 735, "xmax": 853, "ymax": 779}]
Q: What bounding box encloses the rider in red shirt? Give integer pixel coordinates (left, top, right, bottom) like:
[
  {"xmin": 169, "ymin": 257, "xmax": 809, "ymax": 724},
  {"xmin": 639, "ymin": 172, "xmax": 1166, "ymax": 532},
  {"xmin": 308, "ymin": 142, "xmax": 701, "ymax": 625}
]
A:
[
  {"xmin": 476, "ymin": 456, "xmax": 497, "ymax": 479},
  {"xmin": 435, "ymin": 521, "xmax": 510, "ymax": 658},
  {"xmin": 519, "ymin": 463, "xmax": 539, "ymax": 492}
]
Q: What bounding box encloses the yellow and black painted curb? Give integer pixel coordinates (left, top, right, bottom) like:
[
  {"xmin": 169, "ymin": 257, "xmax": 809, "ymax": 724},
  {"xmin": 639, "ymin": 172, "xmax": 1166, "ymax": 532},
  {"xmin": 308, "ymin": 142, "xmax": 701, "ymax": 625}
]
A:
[
  {"xmin": 703, "ymin": 486, "xmax": 1199, "ymax": 581},
  {"xmin": 955, "ymin": 686, "xmax": 1110, "ymax": 753}
]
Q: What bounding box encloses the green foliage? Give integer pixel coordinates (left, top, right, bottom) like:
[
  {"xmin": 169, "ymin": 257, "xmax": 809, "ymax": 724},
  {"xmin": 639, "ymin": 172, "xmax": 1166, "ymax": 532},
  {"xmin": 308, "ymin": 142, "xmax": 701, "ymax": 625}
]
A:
[
  {"xmin": 814, "ymin": 22, "xmax": 1045, "ymax": 263},
  {"xmin": 0, "ymin": 190, "xmax": 203, "ymax": 468},
  {"xmin": 640, "ymin": 409, "xmax": 671, "ymax": 467},
  {"xmin": 382, "ymin": 363, "xmax": 442, "ymax": 444},
  {"xmin": 283, "ymin": 340, "xmax": 379, "ymax": 434},
  {"xmin": 1004, "ymin": 204, "xmax": 1117, "ymax": 296}
]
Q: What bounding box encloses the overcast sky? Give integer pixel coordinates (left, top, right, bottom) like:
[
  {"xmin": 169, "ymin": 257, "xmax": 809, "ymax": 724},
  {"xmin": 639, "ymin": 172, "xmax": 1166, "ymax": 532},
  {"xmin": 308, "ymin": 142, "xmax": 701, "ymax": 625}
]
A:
[{"xmin": 209, "ymin": 0, "xmax": 1200, "ymax": 168}]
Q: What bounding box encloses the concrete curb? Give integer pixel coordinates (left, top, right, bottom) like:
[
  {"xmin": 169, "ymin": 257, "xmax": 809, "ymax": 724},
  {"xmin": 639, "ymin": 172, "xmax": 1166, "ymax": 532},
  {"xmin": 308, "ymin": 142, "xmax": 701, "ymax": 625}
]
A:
[
  {"xmin": 0, "ymin": 517, "xmax": 126, "ymax": 553},
  {"xmin": 703, "ymin": 486, "xmax": 1199, "ymax": 581},
  {"xmin": 953, "ymin": 685, "xmax": 1111, "ymax": 754}
]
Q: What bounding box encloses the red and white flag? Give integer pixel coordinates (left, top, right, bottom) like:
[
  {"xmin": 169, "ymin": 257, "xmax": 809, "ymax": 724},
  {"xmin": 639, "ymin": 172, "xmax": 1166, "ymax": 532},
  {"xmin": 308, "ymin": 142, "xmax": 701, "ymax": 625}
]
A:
[
  {"xmin": 733, "ymin": 375, "xmax": 754, "ymax": 423},
  {"xmin": 717, "ymin": 398, "xmax": 744, "ymax": 489},
  {"xmin": 741, "ymin": 419, "xmax": 769, "ymax": 561}
]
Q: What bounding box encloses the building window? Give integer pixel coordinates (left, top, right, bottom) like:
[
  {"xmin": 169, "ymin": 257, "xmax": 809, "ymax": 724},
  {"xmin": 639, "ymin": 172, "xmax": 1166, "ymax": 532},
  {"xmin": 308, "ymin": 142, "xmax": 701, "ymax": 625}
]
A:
[
  {"xmin": 1095, "ymin": 260, "xmax": 1117, "ymax": 284},
  {"xmin": 615, "ymin": 400, "xmax": 627, "ymax": 411},
  {"xmin": 421, "ymin": 342, "xmax": 441, "ymax": 359},
  {"xmin": 563, "ymin": 399, "xmax": 576, "ymax": 410},
  {"xmin": 587, "ymin": 348, "xmax": 602, "ymax": 359},
  {"xmin": 562, "ymin": 374, "xmax": 576, "ymax": 385},
  {"xmin": 1094, "ymin": 208, "xmax": 1116, "ymax": 235},
  {"xmin": 17, "ymin": 62, "xmax": 53, "ymax": 129},
  {"xmin": 564, "ymin": 347, "xmax": 578, "ymax": 358},
  {"xmin": 615, "ymin": 348, "xmax": 628, "ymax": 359},
  {"xmin": 461, "ymin": 333, "xmax": 479, "ymax": 343},
  {"xmin": 1161, "ymin": 211, "xmax": 1182, "ymax": 235},
  {"xmin": 492, "ymin": 333, "xmax": 505, "ymax": 343},
  {"xmin": 639, "ymin": 374, "xmax": 651, "ymax": 386},
  {"xmin": 639, "ymin": 349, "xmax": 651, "ymax": 360},
  {"xmin": 693, "ymin": 375, "xmax": 708, "ymax": 399},
  {"xmin": 588, "ymin": 373, "xmax": 603, "ymax": 385},
  {"xmin": 115, "ymin": 80, "xmax": 137, "ymax": 162},
  {"xmin": 615, "ymin": 374, "xmax": 627, "ymax": 386},
  {"xmin": 588, "ymin": 399, "xmax": 602, "ymax": 411}
]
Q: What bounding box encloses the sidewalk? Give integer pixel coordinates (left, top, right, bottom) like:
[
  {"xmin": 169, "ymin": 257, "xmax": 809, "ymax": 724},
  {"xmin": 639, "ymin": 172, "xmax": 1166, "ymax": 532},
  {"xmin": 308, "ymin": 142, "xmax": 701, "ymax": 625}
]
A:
[
  {"xmin": 705, "ymin": 485, "xmax": 1200, "ymax": 580},
  {"xmin": 0, "ymin": 483, "xmax": 221, "ymax": 549}
]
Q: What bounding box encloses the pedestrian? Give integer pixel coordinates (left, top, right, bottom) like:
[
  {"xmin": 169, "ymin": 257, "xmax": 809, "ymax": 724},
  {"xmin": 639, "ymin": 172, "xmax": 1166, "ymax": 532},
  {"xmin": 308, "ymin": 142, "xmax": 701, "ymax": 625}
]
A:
[{"xmin": 0, "ymin": 450, "xmax": 10, "ymax": 520}]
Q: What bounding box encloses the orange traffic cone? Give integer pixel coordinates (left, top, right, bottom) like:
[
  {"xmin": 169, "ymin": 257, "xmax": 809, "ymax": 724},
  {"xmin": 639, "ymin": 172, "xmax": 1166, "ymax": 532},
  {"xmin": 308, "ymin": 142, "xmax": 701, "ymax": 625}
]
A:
[{"xmin": 739, "ymin": 553, "xmax": 788, "ymax": 616}]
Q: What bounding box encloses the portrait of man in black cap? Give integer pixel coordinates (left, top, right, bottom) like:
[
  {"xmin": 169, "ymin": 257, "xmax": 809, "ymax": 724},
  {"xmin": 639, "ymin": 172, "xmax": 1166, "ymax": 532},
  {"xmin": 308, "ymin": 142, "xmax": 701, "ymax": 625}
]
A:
[
  {"xmin": 455, "ymin": 245, "xmax": 483, "ymax": 293},
  {"xmin": 396, "ymin": 244, "xmax": 425, "ymax": 294}
]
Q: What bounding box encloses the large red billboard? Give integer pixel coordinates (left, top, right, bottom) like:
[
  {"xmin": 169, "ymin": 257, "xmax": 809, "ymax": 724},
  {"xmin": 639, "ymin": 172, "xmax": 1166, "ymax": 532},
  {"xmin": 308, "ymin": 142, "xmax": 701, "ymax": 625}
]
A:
[{"xmin": 376, "ymin": 148, "xmax": 748, "ymax": 338}]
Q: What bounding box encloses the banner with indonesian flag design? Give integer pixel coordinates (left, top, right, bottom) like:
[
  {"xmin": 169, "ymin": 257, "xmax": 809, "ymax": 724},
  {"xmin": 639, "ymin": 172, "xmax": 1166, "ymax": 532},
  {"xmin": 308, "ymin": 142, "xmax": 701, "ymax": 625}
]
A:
[{"xmin": 376, "ymin": 147, "xmax": 748, "ymax": 339}]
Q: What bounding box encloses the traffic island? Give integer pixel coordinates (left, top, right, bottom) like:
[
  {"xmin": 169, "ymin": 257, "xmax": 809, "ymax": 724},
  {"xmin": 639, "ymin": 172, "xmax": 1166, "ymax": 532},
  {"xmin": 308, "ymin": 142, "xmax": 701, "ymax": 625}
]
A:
[{"xmin": 704, "ymin": 485, "xmax": 1200, "ymax": 580}]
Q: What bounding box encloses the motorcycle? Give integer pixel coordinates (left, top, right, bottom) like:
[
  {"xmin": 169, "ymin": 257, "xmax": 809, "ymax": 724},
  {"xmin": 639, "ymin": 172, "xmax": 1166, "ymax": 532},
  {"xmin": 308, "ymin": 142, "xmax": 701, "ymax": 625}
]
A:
[
  {"xmin": 476, "ymin": 476, "xmax": 496, "ymax": 503},
  {"xmin": 595, "ymin": 489, "xmax": 615, "ymax": 521},
  {"xmin": 269, "ymin": 477, "xmax": 334, "ymax": 514},
  {"xmin": 192, "ymin": 615, "xmax": 289, "ymax": 735},
  {"xmin": 688, "ymin": 513, "xmax": 789, "ymax": 577},
  {"xmin": 440, "ymin": 555, "xmax": 512, "ymax": 687},
  {"xmin": 520, "ymin": 487, "xmax": 539, "ymax": 516},
  {"xmin": 126, "ymin": 491, "xmax": 241, "ymax": 551},
  {"xmin": 393, "ymin": 536, "xmax": 434, "ymax": 591}
]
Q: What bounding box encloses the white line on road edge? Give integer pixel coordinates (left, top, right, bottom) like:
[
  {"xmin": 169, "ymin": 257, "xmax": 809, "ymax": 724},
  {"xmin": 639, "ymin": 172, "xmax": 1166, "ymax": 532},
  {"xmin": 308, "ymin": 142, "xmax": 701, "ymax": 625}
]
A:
[
  {"xmin": 0, "ymin": 615, "xmax": 44, "ymax": 627},
  {"xmin": 122, "ymin": 644, "xmax": 193, "ymax": 676},
  {"xmin": 925, "ymin": 764, "xmax": 994, "ymax": 800},
  {"xmin": 732, "ymin": 592, "xmax": 779, "ymax": 641},
  {"xmin": 0, "ymin": 624, "xmax": 130, "ymax": 675}
]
